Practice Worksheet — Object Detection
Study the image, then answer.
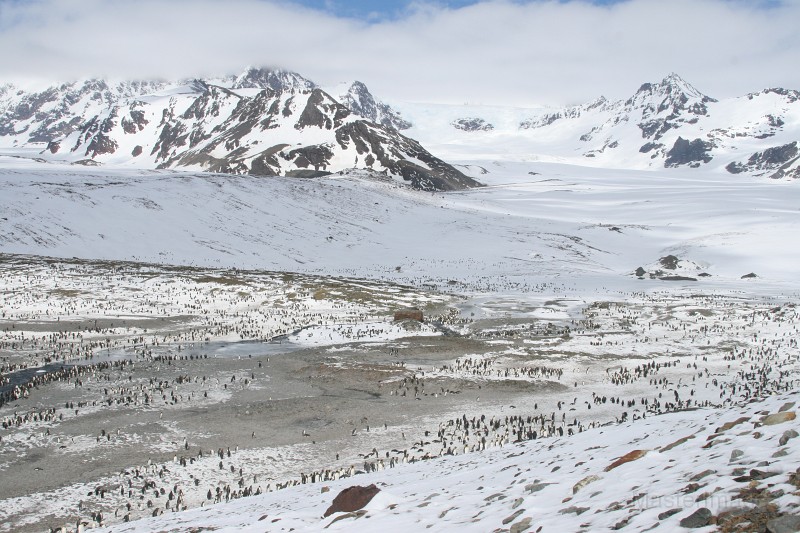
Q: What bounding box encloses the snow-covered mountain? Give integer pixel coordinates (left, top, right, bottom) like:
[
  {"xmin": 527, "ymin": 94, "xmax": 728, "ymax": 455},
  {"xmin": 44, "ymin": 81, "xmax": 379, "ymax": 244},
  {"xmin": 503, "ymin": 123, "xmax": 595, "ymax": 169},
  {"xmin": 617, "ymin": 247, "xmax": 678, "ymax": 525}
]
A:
[
  {"xmin": 390, "ymin": 74, "xmax": 800, "ymax": 179},
  {"xmin": 0, "ymin": 68, "xmax": 477, "ymax": 191}
]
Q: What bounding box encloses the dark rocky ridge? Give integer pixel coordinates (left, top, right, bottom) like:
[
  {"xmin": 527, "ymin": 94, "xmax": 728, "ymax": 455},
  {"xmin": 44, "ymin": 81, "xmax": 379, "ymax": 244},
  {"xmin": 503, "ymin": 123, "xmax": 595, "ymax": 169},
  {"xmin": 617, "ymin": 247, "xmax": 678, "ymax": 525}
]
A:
[{"xmin": 726, "ymin": 141, "xmax": 800, "ymax": 179}]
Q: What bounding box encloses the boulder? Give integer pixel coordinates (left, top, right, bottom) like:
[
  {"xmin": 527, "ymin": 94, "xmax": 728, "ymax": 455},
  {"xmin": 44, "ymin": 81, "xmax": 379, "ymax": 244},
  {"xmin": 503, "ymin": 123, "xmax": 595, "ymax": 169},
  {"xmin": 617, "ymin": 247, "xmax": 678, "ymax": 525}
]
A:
[{"xmin": 323, "ymin": 484, "xmax": 380, "ymax": 518}]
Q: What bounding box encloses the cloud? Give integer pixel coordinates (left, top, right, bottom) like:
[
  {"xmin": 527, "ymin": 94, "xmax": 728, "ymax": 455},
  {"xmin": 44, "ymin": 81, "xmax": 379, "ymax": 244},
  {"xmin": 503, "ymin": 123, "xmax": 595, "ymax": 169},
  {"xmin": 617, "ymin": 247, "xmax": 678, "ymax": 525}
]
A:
[{"xmin": 0, "ymin": 0, "xmax": 798, "ymax": 105}]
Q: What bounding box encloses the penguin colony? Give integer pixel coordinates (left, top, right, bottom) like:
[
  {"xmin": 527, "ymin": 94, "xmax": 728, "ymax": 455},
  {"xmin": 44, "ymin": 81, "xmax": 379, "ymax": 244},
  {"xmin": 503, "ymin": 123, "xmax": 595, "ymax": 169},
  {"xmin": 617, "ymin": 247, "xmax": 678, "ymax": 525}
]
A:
[{"xmin": 0, "ymin": 257, "xmax": 798, "ymax": 532}]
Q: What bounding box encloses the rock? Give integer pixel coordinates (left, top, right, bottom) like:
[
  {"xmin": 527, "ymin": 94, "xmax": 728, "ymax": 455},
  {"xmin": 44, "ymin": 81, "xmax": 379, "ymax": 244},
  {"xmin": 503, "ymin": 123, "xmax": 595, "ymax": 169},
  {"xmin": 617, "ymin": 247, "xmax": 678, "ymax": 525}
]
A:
[
  {"xmin": 773, "ymin": 449, "xmax": 789, "ymax": 458},
  {"xmin": 510, "ymin": 517, "xmax": 533, "ymax": 533},
  {"xmin": 605, "ymin": 449, "xmax": 647, "ymax": 471},
  {"xmin": 766, "ymin": 515, "xmax": 800, "ymax": 533},
  {"xmin": 780, "ymin": 430, "xmax": 799, "ymax": 446},
  {"xmin": 635, "ymin": 266, "xmax": 646, "ymax": 277},
  {"xmin": 503, "ymin": 509, "xmax": 525, "ymax": 524},
  {"xmin": 779, "ymin": 402, "xmax": 796, "ymax": 413},
  {"xmin": 394, "ymin": 308, "xmax": 423, "ymax": 322},
  {"xmin": 559, "ymin": 505, "xmax": 589, "ymax": 515},
  {"xmin": 572, "ymin": 475, "xmax": 601, "ymax": 494},
  {"xmin": 323, "ymin": 484, "xmax": 380, "ymax": 518},
  {"xmin": 749, "ymin": 469, "xmax": 779, "ymax": 481},
  {"xmin": 659, "ymin": 255, "xmax": 680, "ymax": 270},
  {"xmin": 132, "ymin": 145, "xmax": 143, "ymax": 157},
  {"xmin": 689, "ymin": 469, "xmax": 716, "ymax": 482},
  {"xmin": 679, "ymin": 507, "xmax": 713, "ymax": 528},
  {"xmin": 717, "ymin": 417, "xmax": 750, "ymax": 433},
  {"xmin": 762, "ymin": 411, "xmax": 796, "ymax": 425},
  {"xmin": 658, "ymin": 508, "xmax": 681, "ymax": 520},
  {"xmin": 741, "ymin": 272, "xmax": 758, "ymax": 279},
  {"xmin": 525, "ymin": 482, "xmax": 551, "ymax": 493},
  {"xmin": 730, "ymin": 449, "xmax": 744, "ymax": 462}
]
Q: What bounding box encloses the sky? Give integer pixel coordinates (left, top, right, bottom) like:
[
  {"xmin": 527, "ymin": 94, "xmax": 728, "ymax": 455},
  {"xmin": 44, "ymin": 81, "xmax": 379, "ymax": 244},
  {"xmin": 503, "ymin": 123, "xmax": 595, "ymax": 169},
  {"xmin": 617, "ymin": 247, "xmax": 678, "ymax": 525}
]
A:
[{"xmin": 0, "ymin": 0, "xmax": 798, "ymax": 106}]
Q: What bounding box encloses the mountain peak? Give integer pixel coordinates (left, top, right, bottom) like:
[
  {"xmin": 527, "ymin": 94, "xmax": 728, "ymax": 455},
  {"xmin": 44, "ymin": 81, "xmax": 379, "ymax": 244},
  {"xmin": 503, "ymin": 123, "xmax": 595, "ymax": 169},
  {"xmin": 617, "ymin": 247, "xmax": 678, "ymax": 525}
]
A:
[
  {"xmin": 229, "ymin": 67, "xmax": 316, "ymax": 93},
  {"xmin": 633, "ymin": 73, "xmax": 714, "ymax": 104},
  {"xmin": 338, "ymin": 81, "xmax": 411, "ymax": 131}
]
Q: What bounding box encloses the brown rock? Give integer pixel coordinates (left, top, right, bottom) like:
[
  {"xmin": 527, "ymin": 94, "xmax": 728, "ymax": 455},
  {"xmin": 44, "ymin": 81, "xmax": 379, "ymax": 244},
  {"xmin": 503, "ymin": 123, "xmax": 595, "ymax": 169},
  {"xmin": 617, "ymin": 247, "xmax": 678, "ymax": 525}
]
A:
[
  {"xmin": 605, "ymin": 449, "xmax": 647, "ymax": 472},
  {"xmin": 323, "ymin": 484, "xmax": 381, "ymax": 518}
]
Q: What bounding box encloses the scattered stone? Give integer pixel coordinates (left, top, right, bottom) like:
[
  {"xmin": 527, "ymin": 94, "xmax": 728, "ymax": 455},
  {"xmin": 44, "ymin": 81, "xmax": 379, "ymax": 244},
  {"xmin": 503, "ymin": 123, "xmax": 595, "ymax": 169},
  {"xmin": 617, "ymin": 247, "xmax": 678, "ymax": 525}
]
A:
[
  {"xmin": 679, "ymin": 507, "xmax": 713, "ymax": 528},
  {"xmin": 741, "ymin": 272, "xmax": 758, "ymax": 279},
  {"xmin": 512, "ymin": 498, "xmax": 524, "ymax": 510},
  {"xmin": 779, "ymin": 429, "xmax": 798, "ymax": 446},
  {"xmin": 730, "ymin": 449, "xmax": 745, "ymax": 462},
  {"xmin": 605, "ymin": 450, "xmax": 647, "ymax": 471},
  {"xmin": 762, "ymin": 412, "xmax": 796, "ymax": 425},
  {"xmin": 323, "ymin": 484, "xmax": 380, "ymax": 518},
  {"xmin": 772, "ymin": 449, "xmax": 789, "ymax": 458},
  {"xmin": 321, "ymin": 486, "xmax": 330, "ymax": 493},
  {"xmin": 778, "ymin": 402, "xmax": 796, "ymax": 413}
]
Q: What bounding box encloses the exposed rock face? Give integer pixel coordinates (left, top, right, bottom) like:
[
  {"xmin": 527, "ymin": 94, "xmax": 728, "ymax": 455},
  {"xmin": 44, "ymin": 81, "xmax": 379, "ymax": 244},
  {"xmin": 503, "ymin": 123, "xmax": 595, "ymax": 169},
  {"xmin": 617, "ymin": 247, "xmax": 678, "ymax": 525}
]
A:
[
  {"xmin": 664, "ymin": 137, "xmax": 714, "ymax": 168},
  {"xmin": 727, "ymin": 141, "xmax": 800, "ymax": 179},
  {"xmin": 323, "ymin": 484, "xmax": 380, "ymax": 518},
  {"xmin": 520, "ymin": 97, "xmax": 608, "ymax": 130},
  {"xmin": 452, "ymin": 118, "xmax": 494, "ymax": 132}
]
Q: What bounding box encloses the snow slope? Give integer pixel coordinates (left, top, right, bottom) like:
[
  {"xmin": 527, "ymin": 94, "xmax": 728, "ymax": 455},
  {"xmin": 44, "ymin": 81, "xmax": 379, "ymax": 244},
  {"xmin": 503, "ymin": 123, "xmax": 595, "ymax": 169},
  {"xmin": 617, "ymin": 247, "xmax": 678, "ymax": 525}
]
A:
[
  {"xmin": 1, "ymin": 161, "xmax": 798, "ymax": 290},
  {"xmin": 98, "ymin": 391, "xmax": 800, "ymax": 533}
]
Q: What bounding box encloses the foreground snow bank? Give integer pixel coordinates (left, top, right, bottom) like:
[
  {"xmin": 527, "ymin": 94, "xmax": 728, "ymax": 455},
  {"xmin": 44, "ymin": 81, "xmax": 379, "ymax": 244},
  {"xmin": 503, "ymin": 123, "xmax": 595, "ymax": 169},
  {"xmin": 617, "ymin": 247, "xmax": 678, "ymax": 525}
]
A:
[{"xmin": 102, "ymin": 391, "xmax": 799, "ymax": 532}]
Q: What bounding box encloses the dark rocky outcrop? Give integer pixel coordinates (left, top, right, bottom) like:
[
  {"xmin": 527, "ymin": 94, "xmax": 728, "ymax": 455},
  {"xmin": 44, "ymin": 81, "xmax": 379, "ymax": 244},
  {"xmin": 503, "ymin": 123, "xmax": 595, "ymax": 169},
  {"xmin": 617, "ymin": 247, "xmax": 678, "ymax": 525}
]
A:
[
  {"xmin": 726, "ymin": 141, "xmax": 799, "ymax": 179},
  {"xmin": 452, "ymin": 118, "xmax": 494, "ymax": 132},
  {"xmin": 664, "ymin": 137, "xmax": 714, "ymax": 168}
]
